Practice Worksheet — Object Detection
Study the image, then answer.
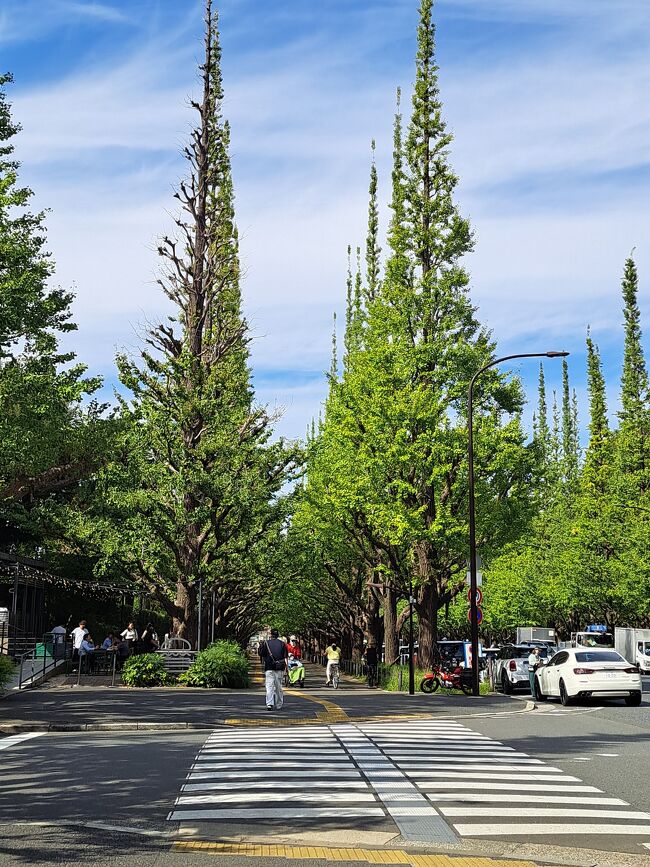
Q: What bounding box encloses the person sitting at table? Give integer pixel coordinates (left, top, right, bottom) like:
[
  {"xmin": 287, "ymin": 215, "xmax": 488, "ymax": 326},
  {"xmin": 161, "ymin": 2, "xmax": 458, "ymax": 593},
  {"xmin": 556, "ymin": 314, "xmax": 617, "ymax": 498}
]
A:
[
  {"xmin": 79, "ymin": 635, "xmax": 98, "ymax": 672},
  {"xmin": 101, "ymin": 632, "xmax": 117, "ymax": 651}
]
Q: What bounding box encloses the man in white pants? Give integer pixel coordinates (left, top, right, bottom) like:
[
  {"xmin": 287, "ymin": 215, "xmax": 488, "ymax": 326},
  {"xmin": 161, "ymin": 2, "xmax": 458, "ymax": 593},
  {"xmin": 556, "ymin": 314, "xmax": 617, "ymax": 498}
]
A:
[{"xmin": 258, "ymin": 629, "xmax": 287, "ymax": 711}]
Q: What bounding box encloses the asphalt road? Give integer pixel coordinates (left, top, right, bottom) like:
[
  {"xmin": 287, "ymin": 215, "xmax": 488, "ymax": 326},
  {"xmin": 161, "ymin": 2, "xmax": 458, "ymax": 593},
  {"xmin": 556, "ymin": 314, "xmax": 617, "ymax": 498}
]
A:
[{"xmin": 1, "ymin": 694, "xmax": 650, "ymax": 866}]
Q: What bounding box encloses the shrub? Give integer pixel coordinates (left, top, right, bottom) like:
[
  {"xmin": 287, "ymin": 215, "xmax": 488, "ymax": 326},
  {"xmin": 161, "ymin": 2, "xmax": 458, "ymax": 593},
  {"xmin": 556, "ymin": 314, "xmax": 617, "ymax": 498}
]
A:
[
  {"xmin": 180, "ymin": 640, "xmax": 250, "ymax": 688},
  {"xmin": 0, "ymin": 654, "xmax": 16, "ymax": 690},
  {"xmin": 121, "ymin": 653, "xmax": 170, "ymax": 687}
]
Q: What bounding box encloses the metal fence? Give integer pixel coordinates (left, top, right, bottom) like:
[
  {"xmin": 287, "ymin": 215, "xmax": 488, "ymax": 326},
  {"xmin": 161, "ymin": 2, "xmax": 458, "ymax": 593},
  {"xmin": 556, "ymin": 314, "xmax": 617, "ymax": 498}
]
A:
[{"xmin": 16, "ymin": 632, "xmax": 71, "ymax": 689}]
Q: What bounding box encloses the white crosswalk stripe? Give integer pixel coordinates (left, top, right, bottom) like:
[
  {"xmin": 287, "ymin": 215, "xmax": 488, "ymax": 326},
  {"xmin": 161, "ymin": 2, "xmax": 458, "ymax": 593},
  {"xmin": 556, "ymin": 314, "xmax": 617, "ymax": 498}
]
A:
[
  {"xmin": 167, "ymin": 725, "xmax": 387, "ymax": 825},
  {"xmin": 357, "ymin": 719, "xmax": 650, "ymax": 841},
  {"xmin": 167, "ymin": 718, "xmax": 650, "ymax": 843}
]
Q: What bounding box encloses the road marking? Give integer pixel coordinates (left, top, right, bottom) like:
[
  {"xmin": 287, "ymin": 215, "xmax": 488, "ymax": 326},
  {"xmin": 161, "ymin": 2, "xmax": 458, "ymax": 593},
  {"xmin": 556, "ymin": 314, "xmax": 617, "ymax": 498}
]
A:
[
  {"xmin": 0, "ymin": 733, "xmax": 43, "ymax": 750},
  {"xmin": 171, "ymin": 840, "xmax": 540, "ymax": 866},
  {"xmin": 192, "ymin": 761, "xmax": 355, "ymax": 769},
  {"xmin": 440, "ymin": 807, "xmax": 650, "ymax": 820},
  {"xmin": 397, "ymin": 757, "xmax": 545, "ymax": 765},
  {"xmin": 421, "ymin": 793, "xmax": 627, "ymax": 805},
  {"xmin": 596, "ymin": 752, "xmax": 619, "ymax": 756},
  {"xmin": 188, "ymin": 770, "xmax": 363, "ymax": 780},
  {"xmin": 169, "ymin": 807, "xmax": 386, "ymax": 820},
  {"xmin": 405, "ymin": 764, "xmax": 563, "ymax": 774},
  {"xmin": 413, "ymin": 772, "xmax": 580, "ymax": 782},
  {"xmin": 454, "ymin": 823, "xmax": 650, "ymax": 836},
  {"xmin": 182, "ymin": 780, "xmax": 371, "ymax": 792},
  {"xmin": 420, "ymin": 782, "xmax": 601, "ymax": 792},
  {"xmin": 176, "ymin": 792, "xmax": 378, "ymax": 805}
]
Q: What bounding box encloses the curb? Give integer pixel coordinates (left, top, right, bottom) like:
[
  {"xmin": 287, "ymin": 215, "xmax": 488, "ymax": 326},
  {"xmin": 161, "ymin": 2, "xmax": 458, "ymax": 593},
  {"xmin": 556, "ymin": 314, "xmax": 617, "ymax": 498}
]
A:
[{"xmin": 0, "ymin": 721, "xmax": 217, "ymax": 733}]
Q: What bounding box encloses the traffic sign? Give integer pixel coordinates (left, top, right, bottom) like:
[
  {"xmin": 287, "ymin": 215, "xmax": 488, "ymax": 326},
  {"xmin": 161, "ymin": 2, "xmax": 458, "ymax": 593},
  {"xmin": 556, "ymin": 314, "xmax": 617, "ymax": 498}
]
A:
[
  {"xmin": 467, "ymin": 587, "xmax": 483, "ymax": 605},
  {"xmin": 467, "ymin": 606, "xmax": 483, "ymax": 625}
]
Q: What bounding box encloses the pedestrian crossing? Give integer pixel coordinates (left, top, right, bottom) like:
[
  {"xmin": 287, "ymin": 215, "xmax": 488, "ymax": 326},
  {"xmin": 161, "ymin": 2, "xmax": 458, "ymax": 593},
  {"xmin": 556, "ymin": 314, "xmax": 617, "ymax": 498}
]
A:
[
  {"xmin": 167, "ymin": 719, "xmax": 650, "ymax": 845},
  {"xmin": 168, "ymin": 726, "xmax": 388, "ymax": 825},
  {"xmin": 357, "ymin": 720, "xmax": 650, "ymax": 841}
]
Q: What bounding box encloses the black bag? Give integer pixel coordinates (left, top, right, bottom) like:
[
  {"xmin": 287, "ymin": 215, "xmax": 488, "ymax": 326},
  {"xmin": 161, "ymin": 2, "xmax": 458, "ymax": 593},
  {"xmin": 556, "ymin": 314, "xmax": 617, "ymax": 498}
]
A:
[{"xmin": 265, "ymin": 641, "xmax": 286, "ymax": 672}]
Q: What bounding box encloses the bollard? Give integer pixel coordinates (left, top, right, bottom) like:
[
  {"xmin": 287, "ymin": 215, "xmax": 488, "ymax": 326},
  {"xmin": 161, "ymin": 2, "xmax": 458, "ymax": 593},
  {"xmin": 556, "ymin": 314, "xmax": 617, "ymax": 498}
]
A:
[
  {"xmin": 111, "ymin": 650, "xmax": 117, "ymax": 687},
  {"xmin": 76, "ymin": 654, "xmax": 82, "ymax": 688},
  {"xmin": 398, "ymin": 668, "xmax": 403, "ymax": 691}
]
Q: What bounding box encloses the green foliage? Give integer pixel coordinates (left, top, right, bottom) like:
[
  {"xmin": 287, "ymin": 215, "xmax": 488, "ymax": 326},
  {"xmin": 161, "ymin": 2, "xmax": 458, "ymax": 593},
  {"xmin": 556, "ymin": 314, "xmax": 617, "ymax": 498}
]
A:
[
  {"xmin": 71, "ymin": 9, "xmax": 301, "ymax": 644},
  {"xmin": 0, "ymin": 72, "xmax": 105, "ymax": 570},
  {"xmin": 287, "ymin": 0, "xmax": 536, "ymax": 668},
  {"xmin": 180, "ymin": 640, "xmax": 250, "ymax": 689},
  {"xmin": 0, "ymin": 654, "xmax": 16, "ymax": 689},
  {"xmin": 121, "ymin": 653, "xmax": 170, "ymax": 687}
]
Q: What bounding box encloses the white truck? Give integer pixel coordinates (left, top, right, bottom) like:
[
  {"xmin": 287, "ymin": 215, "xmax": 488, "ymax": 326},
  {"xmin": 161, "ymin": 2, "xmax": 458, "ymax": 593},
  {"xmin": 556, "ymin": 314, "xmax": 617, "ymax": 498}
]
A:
[
  {"xmin": 570, "ymin": 624, "xmax": 614, "ymax": 649},
  {"xmin": 516, "ymin": 626, "xmax": 556, "ymax": 647},
  {"xmin": 615, "ymin": 627, "xmax": 650, "ymax": 674}
]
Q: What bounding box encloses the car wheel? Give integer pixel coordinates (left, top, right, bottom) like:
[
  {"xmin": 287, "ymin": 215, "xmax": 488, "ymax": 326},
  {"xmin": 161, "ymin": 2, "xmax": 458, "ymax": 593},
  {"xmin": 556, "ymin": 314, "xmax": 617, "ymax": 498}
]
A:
[
  {"xmin": 501, "ymin": 671, "xmax": 513, "ymax": 695},
  {"xmin": 625, "ymin": 691, "xmax": 642, "ymax": 706},
  {"xmin": 535, "ymin": 677, "xmax": 547, "ymax": 701},
  {"xmin": 559, "ymin": 679, "xmax": 572, "ymax": 706}
]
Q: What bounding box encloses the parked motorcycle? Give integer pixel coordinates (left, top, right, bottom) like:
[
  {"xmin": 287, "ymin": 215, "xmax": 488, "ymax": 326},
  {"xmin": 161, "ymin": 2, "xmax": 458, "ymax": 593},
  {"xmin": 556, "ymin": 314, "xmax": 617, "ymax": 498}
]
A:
[{"xmin": 419, "ymin": 664, "xmax": 472, "ymax": 695}]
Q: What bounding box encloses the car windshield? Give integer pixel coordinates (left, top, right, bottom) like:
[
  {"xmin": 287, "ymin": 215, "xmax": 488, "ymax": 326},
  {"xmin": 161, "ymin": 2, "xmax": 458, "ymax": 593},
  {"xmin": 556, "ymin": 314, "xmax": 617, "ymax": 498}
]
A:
[
  {"xmin": 513, "ymin": 647, "xmax": 548, "ymax": 659},
  {"xmin": 579, "ymin": 633, "xmax": 614, "ymax": 647},
  {"xmin": 574, "ymin": 651, "xmax": 624, "ymax": 663}
]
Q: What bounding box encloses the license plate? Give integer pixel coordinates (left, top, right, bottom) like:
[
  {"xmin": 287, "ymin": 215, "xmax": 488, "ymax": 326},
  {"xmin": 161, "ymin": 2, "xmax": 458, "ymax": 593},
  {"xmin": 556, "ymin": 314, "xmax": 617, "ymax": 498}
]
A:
[{"xmin": 604, "ymin": 672, "xmax": 616, "ymax": 679}]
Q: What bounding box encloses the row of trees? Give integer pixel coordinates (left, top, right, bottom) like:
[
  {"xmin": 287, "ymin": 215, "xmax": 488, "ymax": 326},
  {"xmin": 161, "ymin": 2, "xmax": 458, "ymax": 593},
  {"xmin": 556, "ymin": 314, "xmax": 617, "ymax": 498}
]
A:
[
  {"xmin": 273, "ymin": 0, "xmax": 650, "ymax": 664},
  {"xmin": 485, "ymin": 258, "xmax": 650, "ymax": 636},
  {"xmin": 0, "ymin": 2, "xmax": 299, "ymax": 645}
]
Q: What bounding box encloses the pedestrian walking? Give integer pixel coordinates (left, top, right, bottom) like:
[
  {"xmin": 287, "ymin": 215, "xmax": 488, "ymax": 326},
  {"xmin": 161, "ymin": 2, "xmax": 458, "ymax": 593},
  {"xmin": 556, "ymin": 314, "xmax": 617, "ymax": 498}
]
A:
[
  {"xmin": 364, "ymin": 641, "xmax": 378, "ymax": 688},
  {"xmin": 528, "ymin": 646, "xmax": 541, "ymax": 698},
  {"xmin": 70, "ymin": 620, "xmax": 88, "ymax": 664},
  {"xmin": 258, "ymin": 629, "xmax": 287, "ymax": 711}
]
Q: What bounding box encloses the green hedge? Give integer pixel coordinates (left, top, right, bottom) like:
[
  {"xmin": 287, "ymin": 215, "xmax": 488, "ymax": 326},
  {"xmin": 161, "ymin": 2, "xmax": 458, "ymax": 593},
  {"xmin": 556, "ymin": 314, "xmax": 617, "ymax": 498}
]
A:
[
  {"xmin": 0, "ymin": 655, "xmax": 16, "ymax": 689},
  {"xmin": 121, "ymin": 653, "xmax": 170, "ymax": 687},
  {"xmin": 180, "ymin": 640, "xmax": 250, "ymax": 688}
]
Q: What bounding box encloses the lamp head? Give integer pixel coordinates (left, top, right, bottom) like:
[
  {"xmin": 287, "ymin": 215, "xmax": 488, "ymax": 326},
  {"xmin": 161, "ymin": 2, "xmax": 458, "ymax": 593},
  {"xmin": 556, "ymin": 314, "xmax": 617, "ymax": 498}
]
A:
[{"xmin": 545, "ymin": 351, "xmax": 570, "ymax": 358}]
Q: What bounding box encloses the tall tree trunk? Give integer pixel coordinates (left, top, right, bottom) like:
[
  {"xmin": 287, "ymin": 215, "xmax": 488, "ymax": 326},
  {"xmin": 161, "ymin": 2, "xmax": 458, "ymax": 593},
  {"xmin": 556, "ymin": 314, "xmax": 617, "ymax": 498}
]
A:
[
  {"xmin": 173, "ymin": 580, "xmax": 198, "ymax": 646},
  {"xmin": 365, "ymin": 588, "xmax": 382, "ymax": 649},
  {"xmin": 417, "ymin": 580, "xmax": 438, "ymax": 668},
  {"xmin": 383, "ymin": 585, "xmax": 398, "ymax": 665}
]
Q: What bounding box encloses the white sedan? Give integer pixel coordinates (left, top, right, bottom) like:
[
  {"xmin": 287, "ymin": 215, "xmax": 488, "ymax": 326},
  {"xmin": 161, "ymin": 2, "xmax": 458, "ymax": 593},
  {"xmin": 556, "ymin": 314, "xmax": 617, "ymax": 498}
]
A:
[{"xmin": 535, "ymin": 648, "xmax": 642, "ymax": 706}]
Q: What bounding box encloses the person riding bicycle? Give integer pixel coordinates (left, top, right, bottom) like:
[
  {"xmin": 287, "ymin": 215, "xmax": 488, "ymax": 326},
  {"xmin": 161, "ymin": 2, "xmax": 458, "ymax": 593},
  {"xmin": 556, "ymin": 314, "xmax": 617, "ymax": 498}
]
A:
[
  {"xmin": 364, "ymin": 641, "xmax": 378, "ymax": 688},
  {"xmin": 325, "ymin": 642, "xmax": 341, "ymax": 686}
]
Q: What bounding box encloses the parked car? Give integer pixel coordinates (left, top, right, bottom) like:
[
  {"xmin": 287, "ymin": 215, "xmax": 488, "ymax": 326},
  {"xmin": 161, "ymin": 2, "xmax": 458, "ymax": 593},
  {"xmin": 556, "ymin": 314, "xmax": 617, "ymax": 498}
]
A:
[
  {"xmin": 535, "ymin": 648, "xmax": 642, "ymax": 706},
  {"xmin": 494, "ymin": 643, "xmax": 550, "ymax": 694}
]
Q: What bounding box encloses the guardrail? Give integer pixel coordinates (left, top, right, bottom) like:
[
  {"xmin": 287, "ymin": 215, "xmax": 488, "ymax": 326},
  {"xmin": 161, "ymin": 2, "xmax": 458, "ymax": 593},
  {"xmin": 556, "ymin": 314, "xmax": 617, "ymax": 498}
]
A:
[{"xmin": 17, "ymin": 632, "xmax": 70, "ymax": 689}]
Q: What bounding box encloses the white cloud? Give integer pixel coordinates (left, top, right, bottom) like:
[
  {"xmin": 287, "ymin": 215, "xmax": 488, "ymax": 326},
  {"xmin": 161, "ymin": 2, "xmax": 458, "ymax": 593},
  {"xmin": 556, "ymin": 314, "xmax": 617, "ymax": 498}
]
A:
[{"xmin": 7, "ymin": 0, "xmax": 650, "ymax": 440}]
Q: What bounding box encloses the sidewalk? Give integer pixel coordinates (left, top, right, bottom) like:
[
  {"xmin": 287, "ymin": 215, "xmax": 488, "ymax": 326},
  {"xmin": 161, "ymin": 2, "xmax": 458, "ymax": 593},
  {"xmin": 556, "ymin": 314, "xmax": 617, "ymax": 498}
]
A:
[{"xmin": 0, "ymin": 676, "xmax": 528, "ymax": 733}]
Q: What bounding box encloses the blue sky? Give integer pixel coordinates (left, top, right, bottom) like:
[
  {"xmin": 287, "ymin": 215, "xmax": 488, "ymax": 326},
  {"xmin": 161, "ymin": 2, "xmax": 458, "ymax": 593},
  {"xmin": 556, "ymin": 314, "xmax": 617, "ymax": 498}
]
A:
[{"xmin": 2, "ymin": 0, "xmax": 649, "ymax": 440}]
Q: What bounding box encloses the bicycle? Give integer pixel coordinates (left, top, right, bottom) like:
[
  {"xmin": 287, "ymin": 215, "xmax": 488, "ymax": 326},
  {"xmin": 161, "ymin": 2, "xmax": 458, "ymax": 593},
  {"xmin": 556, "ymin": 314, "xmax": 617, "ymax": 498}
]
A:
[{"xmin": 330, "ymin": 662, "xmax": 340, "ymax": 689}]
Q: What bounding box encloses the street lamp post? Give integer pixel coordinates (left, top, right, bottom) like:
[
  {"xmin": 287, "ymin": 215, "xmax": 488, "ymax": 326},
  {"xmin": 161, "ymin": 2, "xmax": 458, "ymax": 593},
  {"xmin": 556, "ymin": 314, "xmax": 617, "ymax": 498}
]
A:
[
  {"xmin": 408, "ymin": 577, "xmax": 415, "ymax": 696},
  {"xmin": 468, "ymin": 350, "xmax": 569, "ymax": 697}
]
